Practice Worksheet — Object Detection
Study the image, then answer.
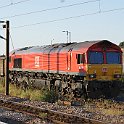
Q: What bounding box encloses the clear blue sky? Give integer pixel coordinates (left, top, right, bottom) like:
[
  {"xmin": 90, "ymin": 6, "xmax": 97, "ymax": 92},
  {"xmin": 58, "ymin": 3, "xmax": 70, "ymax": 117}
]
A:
[{"xmin": 0, "ymin": 0, "xmax": 124, "ymax": 54}]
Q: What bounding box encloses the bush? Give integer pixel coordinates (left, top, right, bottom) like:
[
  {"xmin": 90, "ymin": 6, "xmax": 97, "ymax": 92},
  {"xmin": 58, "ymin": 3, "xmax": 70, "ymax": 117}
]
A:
[
  {"xmin": 0, "ymin": 80, "xmax": 58, "ymax": 102},
  {"xmin": 41, "ymin": 89, "xmax": 58, "ymax": 103}
]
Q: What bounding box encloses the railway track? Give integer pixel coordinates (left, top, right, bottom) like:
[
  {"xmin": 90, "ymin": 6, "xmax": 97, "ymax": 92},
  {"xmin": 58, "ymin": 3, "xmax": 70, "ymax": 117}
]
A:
[
  {"xmin": 0, "ymin": 94, "xmax": 123, "ymax": 124},
  {"xmin": 0, "ymin": 97, "xmax": 105, "ymax": 124},
  {"xmin": 0, "ymin": 94, "xmax": 105, "ymax": 124}
]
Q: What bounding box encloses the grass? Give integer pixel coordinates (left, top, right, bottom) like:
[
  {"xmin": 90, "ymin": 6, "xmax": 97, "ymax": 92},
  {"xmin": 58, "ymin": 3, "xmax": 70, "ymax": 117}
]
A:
[
  {"xmin": 93, "ymin": 99, "xmax": 124, "ymax": 116},
  {"xmin": 0, "ymin": 78, "xmax": 123, "ymax": 116},
  {"xmin": 102, "ymin": 108, "xmax": 124, "ymax": 116},
  {"xmin": 38, "ymin": 113, "xmax": 47, "ymax": 118},
  {"xmin": 0, "ymin": 78, "xmax": 58, "ymax": 102},
  {"xmin": 10, "ymin": 84, "xmax": 44, "ymax": 101}
]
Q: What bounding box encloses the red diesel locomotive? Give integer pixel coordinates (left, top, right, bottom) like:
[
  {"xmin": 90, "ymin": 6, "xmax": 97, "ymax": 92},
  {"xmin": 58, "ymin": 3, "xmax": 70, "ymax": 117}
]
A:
[{"xmin": 9, "ymin": 40, "xmax": 123, "ymax": 99}]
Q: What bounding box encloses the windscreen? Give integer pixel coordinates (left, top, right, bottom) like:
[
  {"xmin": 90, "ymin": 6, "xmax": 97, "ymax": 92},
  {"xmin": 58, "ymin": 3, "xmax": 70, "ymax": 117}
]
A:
[
  {"xmin": 88, "ymin": 51, "xmax": 103, "ymax": 64},
  {"xmin": 106, "ymin": 52, "xmax": 121, "ymax": 64}
]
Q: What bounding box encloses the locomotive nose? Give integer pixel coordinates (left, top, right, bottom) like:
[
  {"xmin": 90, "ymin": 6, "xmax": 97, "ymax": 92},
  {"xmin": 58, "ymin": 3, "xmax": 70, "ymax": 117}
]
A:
[{"xmin": 87, "ymin": 64, "xmax": 122, "ymax": 81}]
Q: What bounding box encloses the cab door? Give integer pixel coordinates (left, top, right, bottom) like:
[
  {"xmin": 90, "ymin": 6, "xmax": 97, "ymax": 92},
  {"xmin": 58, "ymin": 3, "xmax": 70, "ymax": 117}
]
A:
[
  {"xmin": 77, "ymin": 53, "xmax": 86, "ymax": 76},
  {"xmin": 67, "ymin": 51, "xmax": 71, "ymax": 71}
]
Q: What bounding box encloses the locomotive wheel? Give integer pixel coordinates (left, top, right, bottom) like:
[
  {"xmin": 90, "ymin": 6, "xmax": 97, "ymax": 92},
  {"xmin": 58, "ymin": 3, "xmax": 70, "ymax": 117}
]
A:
[
  {"xmin": 73, "ymin": 88, "xmax": 83, "ymax": 98},
  {"xmin": 85, "ymin": 81, "xmax": 104, "ymax": 99},
  {"xmin": 73, "ymin": 86, "xmax": 87, "ymax": 99}
]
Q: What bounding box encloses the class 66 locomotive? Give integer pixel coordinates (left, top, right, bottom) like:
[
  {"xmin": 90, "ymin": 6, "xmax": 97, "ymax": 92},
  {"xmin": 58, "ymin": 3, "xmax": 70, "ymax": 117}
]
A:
[{"xmin": 9, "ymin": 40, "xmax": 123, "ymax": 100}]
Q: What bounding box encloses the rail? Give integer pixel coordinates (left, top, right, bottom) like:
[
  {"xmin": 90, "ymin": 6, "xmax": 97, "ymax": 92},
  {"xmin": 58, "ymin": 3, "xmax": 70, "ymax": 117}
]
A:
[{"xmin": 0, "ymin": 98, "xmax": 105, "ymax": 124}]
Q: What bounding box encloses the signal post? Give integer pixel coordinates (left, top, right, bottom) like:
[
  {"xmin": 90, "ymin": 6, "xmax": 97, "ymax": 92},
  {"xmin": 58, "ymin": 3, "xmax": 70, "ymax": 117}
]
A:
[{"xmin": 0, "ymin": 20, "xmax": 10, "ymax": 95}]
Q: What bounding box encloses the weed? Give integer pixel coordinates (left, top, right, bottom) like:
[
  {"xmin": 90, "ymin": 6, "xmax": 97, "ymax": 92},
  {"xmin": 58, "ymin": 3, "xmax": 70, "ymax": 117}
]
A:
[{"xmin": 0, "ymin": 79, "xmax": 58, "ymax": 102}]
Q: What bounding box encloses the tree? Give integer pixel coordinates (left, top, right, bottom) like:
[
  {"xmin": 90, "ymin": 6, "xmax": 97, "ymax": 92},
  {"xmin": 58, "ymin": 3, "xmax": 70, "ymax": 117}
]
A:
[{"xmin": 119, "ymin": 41, "xmax": 124, "ymax": 48}]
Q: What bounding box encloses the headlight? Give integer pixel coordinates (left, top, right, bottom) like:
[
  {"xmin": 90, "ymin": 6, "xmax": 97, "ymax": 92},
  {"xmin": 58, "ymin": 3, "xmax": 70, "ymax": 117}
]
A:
[
  {"xmin": 89, "ymin": 74, "xmax": 96, "ymax": 79},
  {"xmin": 114, "ymin": 74, "xmax": 121, "ymax": 78}
]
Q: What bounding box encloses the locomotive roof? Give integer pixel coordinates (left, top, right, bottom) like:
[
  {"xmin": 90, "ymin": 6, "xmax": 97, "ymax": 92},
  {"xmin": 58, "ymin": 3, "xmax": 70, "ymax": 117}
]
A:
[{"xmin": 10, "ymin": 40, "xmax": 121, "ymax": 55}]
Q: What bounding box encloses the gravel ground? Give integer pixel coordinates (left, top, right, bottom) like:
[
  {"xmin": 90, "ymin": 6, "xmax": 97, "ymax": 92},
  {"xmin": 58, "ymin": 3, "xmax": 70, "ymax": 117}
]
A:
[
  {"xmin": 0, "ymin": 108, "xmax": 32, "ymax": 122},
  {"xmin": 21, "ymin": 100, "xmax": 124, "ymax": 124},
  {"xmin": 0, "ymin": 94, "xmax": 123, "ymax": 124},
  {"xmin": 0, "ymin": 94, "xmax": 52, "ymax": 124},
  {"xmin": 0, "ymin": 107, "xmax": 49, "ymax": 124}
]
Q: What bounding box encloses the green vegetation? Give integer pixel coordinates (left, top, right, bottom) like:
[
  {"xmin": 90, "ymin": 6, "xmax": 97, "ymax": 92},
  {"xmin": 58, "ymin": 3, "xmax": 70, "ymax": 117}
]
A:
[
  {"xmin": 94, "ymin": 99, "xmax": 124, "ymax": 116},
  {"xmin": 0, "ymin": 78, "xmax": 58, "ymax": 102},
  {"xmin": 41, "ymin": 89, "xmax": 58, "ymax": 103},
  {"xmin": 119, "ymin": 41, "xmax": 124, "ymax": 48},
  {"xmin": 0, "ymin": 78, "xmax": 123, "ymax": 116},
  {"xmin": 38, "ymin": 113, "xmax": 47, "ymax": 118}
]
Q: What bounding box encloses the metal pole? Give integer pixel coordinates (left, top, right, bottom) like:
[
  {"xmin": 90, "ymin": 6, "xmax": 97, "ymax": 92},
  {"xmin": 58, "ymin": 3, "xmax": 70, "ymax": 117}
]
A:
[
  {"xmin": 62, "ymin": 31, "xmax": 69, "ymax": 43},
  {"xmin": 69, "ymin": 32, "xmax": 71, "ymax": 43},
  {"xmin": 66, "ymin": 31, "xmax": 68, "ymax": 43},
  {"xmin": 5, "ymin": 21, "xmax": 9, "ymax": 95}
]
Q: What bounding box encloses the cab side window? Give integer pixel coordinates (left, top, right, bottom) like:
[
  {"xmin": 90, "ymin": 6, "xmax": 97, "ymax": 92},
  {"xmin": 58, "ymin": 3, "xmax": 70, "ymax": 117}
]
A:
[
  {"xmin": 14, "ymin": 58, "xmax": 22, "ymax": 68},
  {"xmin": 77, "ymin": 54, "xmax": 85, "ymax": 64}
]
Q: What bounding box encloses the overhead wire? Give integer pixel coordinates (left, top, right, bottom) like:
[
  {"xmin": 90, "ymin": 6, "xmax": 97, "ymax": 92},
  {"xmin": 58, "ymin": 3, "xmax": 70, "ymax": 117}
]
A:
[
  {"xmin": 0, "ymin": 0, "xmax": 99, "ymax": 19},
  {"xmin": 12, "ymin": 7, "xmax": 124, "ymax": 29},
  {"xmin": 12, "ymin": 12, "xmax": 99, "ymax": 28},
  {"xmin": 0, "ymin": 0, "xmax": 122, "ymax": 52},
  {"xmin": 0, "ymin": 0, "xmax": 124, "ymax": 29},
  {"xmin": 0, "ymin": 0, "xmax": 31, "ymax": 9}
]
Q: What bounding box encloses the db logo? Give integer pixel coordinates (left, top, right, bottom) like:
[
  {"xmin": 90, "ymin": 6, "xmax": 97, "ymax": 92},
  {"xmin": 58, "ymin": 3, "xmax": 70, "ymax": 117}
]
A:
[
  {"xmin": 35, "ymin": 56, "xmax": 40, "ymax": 67},
  {"xmin": 102, "ymin": 67, "xmax": 107, "ymax": 72}
]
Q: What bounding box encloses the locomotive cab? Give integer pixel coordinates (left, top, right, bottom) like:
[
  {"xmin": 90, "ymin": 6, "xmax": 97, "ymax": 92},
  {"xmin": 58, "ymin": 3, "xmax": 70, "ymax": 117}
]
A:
[
  {"xmin": 86, "ymin": 40, "xmax": 122, "ymax": 81},
  {"xmin": 85, "ymin": 40, "xmax": 122, "ymax": 98}
]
